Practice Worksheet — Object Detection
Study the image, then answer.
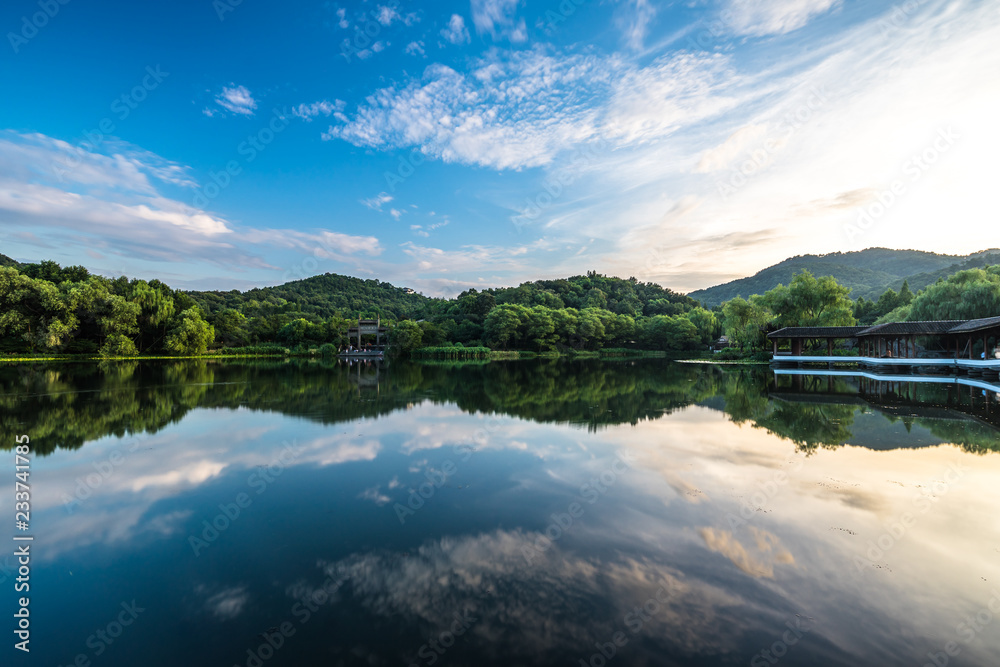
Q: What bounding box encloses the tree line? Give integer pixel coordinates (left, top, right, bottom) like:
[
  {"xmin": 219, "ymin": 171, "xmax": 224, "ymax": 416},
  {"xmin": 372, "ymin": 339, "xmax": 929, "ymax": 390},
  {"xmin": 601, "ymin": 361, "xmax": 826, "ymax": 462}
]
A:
[
  {"xmin": 1, "ymin": 257, "xmax": 997, "ymax": 357},
  {"xmin": 0, "ymin": 262, "xmax": 213, "ymax": 355}
]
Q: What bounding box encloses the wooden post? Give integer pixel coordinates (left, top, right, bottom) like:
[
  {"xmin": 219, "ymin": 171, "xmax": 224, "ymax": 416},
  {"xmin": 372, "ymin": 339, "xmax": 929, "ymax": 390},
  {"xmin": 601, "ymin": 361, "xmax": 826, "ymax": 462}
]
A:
[{"xmin": 828, "ymin": 339, "xmax": 833, "ymax": 356}]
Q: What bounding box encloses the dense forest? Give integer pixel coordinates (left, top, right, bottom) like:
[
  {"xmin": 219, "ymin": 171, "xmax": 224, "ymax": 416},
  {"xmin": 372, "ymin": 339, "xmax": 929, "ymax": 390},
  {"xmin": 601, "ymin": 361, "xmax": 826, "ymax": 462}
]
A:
[{"xmin": 1, "ymin": 250, "xmax": 998, "ymax": 358}]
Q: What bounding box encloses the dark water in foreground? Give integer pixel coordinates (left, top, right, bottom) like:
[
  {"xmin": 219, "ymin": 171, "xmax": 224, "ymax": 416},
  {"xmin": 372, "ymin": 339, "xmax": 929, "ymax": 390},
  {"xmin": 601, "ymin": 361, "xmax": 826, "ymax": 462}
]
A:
[{"xmin": 2, "ymin": 358, "xmax": 999, "ymax": 667}]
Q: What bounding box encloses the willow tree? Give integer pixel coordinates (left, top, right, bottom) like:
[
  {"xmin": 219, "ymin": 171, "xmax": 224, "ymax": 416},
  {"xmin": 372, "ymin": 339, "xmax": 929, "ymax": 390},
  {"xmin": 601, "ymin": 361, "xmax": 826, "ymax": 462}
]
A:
[
  {"xmin": 907, "ymin": 268, "xmax": 1000, "ymax": 320},
  {"xmin": 758, "ymin": 271, "xmax": 856, "ymax": 328}
]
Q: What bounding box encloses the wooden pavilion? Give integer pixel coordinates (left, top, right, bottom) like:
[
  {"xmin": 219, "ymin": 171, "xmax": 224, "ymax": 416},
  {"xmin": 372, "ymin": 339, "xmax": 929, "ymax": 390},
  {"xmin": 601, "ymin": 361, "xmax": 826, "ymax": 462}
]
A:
[{"xmin": 767, "ymin": 316, "xmax": 1000, "ymax": 374}]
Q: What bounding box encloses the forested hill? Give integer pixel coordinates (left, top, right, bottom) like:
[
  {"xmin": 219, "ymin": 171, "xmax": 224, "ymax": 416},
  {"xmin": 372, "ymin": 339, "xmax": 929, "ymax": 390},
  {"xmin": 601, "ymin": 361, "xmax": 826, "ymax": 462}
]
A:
[
  {"xmin": 689, "ymin": 248, "xmax": 1000, "ymax": 307},
  {"xmin": 187, "ymin": 273, "xmax": 437, "ymax": 321},
  {"xmin": 186, "ymin": 271, "xmax": 698, "ymax": 321},
  {"xmin": 484, "ymin": 273, "xmax": 697, "ymax": 314},
  {"xmin": 0, "ymin": 252, "xmax": 20, "ymax": 268}
]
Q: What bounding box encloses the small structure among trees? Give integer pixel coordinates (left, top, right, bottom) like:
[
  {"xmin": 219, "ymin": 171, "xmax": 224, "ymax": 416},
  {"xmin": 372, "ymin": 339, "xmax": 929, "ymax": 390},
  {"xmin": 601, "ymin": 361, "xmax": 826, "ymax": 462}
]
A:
[{"xmin": 347, "ymin": 317, "xmax": 387, "ymax": 348}]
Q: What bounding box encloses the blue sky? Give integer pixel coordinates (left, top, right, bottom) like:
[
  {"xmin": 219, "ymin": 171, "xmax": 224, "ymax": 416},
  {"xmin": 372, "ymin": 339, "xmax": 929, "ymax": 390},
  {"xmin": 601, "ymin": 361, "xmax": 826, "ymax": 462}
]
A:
[{"xmin": 1, "ymin": 0, "xmax": 997, "ymax": 296}]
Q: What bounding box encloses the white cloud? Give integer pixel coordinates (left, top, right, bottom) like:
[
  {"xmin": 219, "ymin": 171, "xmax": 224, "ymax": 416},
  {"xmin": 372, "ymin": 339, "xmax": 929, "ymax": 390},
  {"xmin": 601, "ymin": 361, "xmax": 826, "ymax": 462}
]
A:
[
  {"xmin": 336, "ymin": 7, "xmax": 348, "ymax": 28},
  {"xmin": 358, "ymin": 486, "xmax": 391, "ymax": 505},
  {"xmin": 694, "ymin": 123, "xmax": 769, "ymax": 173},
  {"xmin": 410, "ymin": 220, "xmax": 449, "ymax": 238},
  {"xmin": 618, "ymin": 0, "xmax": 657, "ymax": 50},
  {"xmin": 203, "ymin": 586, "xmax": 250, "ymax": 620},
  {"xmin": 212, "ymin": 84, "xmax": 257, "ymax": 116},
  {"xmin": 0, "ymin": 132, "xmax": 247, "ymax": 265},
  {"xmin": 441, "ymin": 14, "xmax": 471, "ymax": 44},
  {"xmin": 376, "ymin": 4, "xmax": 399, "ymax": 26},
  {"xmin": 243, "ymin": 229, "xmax": 383, "ymax": 260},
  {"xmin": 361, "ymin": 192, "xmax": 393, "ymax": 210},
  {"xmin": 471, "ymin": 0, "xmax": 527, "ymax": 42},
  {"xmin": 405, "ymin": 40, "xmax": 426, "ymax": 56},
  {"xmin": 389, "ymin": 208, "xmax": 404, "ymax": 220},
  {"xmin": 400, "ymin": 241, "xmax": 535, "ymax": 273},
  {"xmin": 590, "ymin": 0, "xmax": 1000, "ymax": 289},
  {"xmin": 724, "ymin": 0, "xmax": 840, "ymax": 37},
  {"xmin": 322, "ymin": 50, "xmax": 745, "ymax": 170},
  {"xmin": 292, "ymin": 99, "xmax": 345, "ymax": 121},
  {"xmin": 0, "ymin": 131, "xmax": 383, "ymax": 273},
  {"xmin": 602, "ymin": 52, "xmax": 744, "ymax": 145}
]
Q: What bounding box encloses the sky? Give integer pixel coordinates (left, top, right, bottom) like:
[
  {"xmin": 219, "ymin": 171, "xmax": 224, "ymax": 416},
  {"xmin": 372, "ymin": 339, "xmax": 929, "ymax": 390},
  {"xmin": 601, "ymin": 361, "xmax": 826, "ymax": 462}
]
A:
[{"xmin": 0, "ymin": 0, "xmax": 998, "ymax": 296}]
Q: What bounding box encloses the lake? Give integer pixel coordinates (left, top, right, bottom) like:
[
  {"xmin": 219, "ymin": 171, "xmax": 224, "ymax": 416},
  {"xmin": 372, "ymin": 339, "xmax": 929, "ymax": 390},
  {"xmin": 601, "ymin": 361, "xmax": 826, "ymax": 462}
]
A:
[{"xmin": 3, "ymin": 358, "xmax": 1000, "ymax": 667}]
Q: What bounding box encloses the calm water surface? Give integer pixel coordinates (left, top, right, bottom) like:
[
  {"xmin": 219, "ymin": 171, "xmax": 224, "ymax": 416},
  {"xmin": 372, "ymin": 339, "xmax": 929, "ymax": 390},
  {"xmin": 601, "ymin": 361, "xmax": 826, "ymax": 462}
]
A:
[{"xmin": 3, "ymin": 358, "xmax": 1000, "ymax": 667}]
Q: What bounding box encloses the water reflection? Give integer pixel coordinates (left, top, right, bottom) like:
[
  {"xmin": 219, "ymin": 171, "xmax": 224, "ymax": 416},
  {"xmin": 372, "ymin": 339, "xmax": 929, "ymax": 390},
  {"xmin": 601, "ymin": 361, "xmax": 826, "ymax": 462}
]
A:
[
  {"xmin": 2, "ymin": 359, "xmax": 999, "ymax": 667},
  {"xmin": 2, "ymin": 358, "xmax": 998, "ymax": 457}
]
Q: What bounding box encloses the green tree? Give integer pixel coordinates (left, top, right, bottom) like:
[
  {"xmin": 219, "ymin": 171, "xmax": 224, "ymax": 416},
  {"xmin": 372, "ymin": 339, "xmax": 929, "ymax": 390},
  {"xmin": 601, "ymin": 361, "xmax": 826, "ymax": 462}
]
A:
[
  {"xmin": 639, "ymin": 315, "xmax": 700, "ymax": 351},
  {"xmin": 907, "ymin": 268, "xmax": 1000, "ymax": 321},
  {"xmin": 213, "ymin": 308, "xmax": 250, "ymax": 347},
  {"xmin": 685, "ymin": 307, "xmax": 720, "ymax": 346},
  {"xmin": 722, "ymin": 296, "xmax": 773, "ymax": 352},
  {"xmin": 576, "ymin": 309, "xmax": 606, "ymax": 350},
  {"xmin": 100, "ymin": 333, "xmax": 138, "ymax": 357},
  {"xmin": 898, "ymin": 280, "xmax": 914, "ymax": 305},
  {"xmin": 165, "ymin": 308, "xmax": 215, "ymax": 355},
  {"xmin": 759, "ymin": 271, "xmax": 855, "ymax": 328},
  {"xmin": 524, "ymin": 306, "xmax": 557, "ymax": 351},
  {"xmin": 484, "ymin": 304, "xmax": 527, "ymax": 349},
  {"xmin": 0, "ymin": 267, "xmax": 77, "ymax": 352},
  {"xmin": 388, "ymin": 320, "xmax": 423, "ymax": 355}
]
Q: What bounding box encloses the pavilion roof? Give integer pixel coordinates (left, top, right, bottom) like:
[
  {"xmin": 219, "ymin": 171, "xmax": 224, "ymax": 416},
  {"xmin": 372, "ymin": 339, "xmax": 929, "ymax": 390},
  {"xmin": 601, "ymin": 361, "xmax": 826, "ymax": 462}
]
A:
[
  {"xmin": 948, "ymin": 316, "xmax": 1000, "ymax": 333},
  {"xmin": 858, "ymin": 321, "xmax": 966, "ymax": 336},
  {"xmin": 767, "ymin": 326, "xmax": 869, "ymax": 339}
]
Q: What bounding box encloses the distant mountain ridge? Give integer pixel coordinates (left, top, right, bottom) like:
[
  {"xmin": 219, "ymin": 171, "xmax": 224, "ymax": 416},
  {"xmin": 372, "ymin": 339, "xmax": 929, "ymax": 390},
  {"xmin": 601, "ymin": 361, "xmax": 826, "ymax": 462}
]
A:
[
  {"xmin": 0, "ymin": 252, "xmax": 20, "ymax": 268},
  {"xmin": 688, "ymin": 248, "xmax": 1000, "ymax": 307}
]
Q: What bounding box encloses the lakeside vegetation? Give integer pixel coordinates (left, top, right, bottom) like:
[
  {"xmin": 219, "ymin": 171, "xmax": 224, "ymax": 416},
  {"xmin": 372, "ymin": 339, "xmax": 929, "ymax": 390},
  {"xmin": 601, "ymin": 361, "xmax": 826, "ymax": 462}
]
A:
[{"xmin": 1, "ymin": 251, "xmax": 997, "ymax": 361}]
